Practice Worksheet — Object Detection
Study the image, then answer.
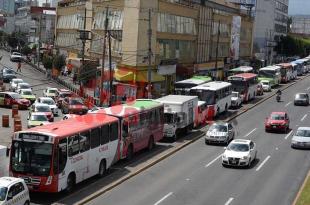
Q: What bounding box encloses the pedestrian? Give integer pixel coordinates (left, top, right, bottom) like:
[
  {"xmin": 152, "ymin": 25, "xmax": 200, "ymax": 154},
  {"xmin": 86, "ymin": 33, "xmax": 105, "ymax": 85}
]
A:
[{"xmin": 17, "ymin": 61, "xmax": 21, "ymax": 72}]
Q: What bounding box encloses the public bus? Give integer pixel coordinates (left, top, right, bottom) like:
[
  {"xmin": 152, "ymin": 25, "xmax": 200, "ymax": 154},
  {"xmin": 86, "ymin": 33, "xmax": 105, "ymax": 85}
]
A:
[
  {"xmin": 228, "ymin": 66, "xmax": 254, "ymax": 76},
  {"xmin": 174, "ymin": 76, "xmax": 212, "ymax": 95},
  {"xmin": 190, "ymin": 81, "xmax": 232, "ymax": 117},
  {"xmin": 291, "ymin": 60, "xmax": 305, "ymax": 76},
  {"xmin": 290, "ymin": 62, "xmax": 298, "ymax": 79},
  {"xmin": 10, "ymin": 114, "xmax": 121, "ymax": 193},
  {"xmin": 96, "ymin": 99, "xmax": 164, "ymax": 160},
  {"xmin": 228, "ymin": 73, "xmax": 258, "ymax": 102},
  {"xmin": 277, "ymin": 63, "xmax": 293, "ymax": 83},
  {"xmin": 194, "ymin": 101, "xmax": 208, "ymax": 127},
  {"xmin": 258, "ymin": 65, "xmax": 281, "ymax": 87}
]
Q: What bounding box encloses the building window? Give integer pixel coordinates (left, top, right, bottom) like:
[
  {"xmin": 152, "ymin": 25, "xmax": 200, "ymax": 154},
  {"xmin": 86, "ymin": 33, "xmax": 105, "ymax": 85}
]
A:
[
  {"xmin": 158, "ymin": 39, "xmax": 195, "ymax": 62},
  {"xmin": 157, "ymin": 13, "xmax": 196, "ymax": 35}
]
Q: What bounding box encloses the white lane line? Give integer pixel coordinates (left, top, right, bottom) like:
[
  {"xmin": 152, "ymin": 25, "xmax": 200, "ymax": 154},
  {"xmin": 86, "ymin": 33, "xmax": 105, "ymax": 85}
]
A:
[
  {"xmin": 244, "ymin": 128, "xmax": 257, "ymax": 138},
  {"xmin": 154, "ymin": 192, "xmax": 173, "ymax": 205},
  {"xmin": 306, "ymin": 87, "xmax": 310, "ymax": 91},
  {"xmin": 285, "ymin": 101, "xmax": 292, "ymax": 107},
  {"xmin": 301, "ymin": 114, "xmax": 308, "ymax": 122},
  {"xmin": 205, "ymin": 154, "xmax": 222, "ymax": 167},
  {"xmin": 285, "ymin": 130, "xmax": 293, "ymax": 140},
  {"xmin": 224, "ymin": 197, "xmax": 234, "ymax": 205},
  {"xmin": 256, "ymin": 155, "xmax": 271, "ymax": 171}
]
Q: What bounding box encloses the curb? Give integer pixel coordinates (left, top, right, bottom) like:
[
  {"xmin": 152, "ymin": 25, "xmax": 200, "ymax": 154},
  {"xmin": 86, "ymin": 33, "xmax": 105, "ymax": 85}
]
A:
[
  {"xmin": 292, "ymin": 170, "xmax": 310, "ymax": 205},
  {"xmin": 73, "ymin": 132, "xmax": 205, "ymax": 205}
]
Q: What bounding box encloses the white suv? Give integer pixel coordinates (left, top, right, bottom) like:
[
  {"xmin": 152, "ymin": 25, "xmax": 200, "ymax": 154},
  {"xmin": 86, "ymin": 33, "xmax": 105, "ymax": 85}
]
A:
[
  {"xmin": 0, "ymin": 177, "xmax": 30, "ymax": 205},
  {"xmin": 43, "ymin": 87, "xmax": 58, "ymax": 99}
]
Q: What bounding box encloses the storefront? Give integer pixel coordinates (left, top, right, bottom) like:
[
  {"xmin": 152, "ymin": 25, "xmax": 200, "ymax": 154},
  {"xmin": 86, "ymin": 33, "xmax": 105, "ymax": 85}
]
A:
[{"xmin": 195, "ymin": 61, "xmax": 225, "ymax": 80}]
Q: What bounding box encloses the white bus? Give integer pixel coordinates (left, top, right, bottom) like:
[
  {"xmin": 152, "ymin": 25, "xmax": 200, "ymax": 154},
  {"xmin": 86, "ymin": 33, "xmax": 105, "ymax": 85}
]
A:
[
  {"xmin": 228, "ymin": 66, "xmax": 254, "ymax": 76},
  {"xmin": 228, "ymin": 73, "xmax": 258, "ymax": 102},
  {"xmin": 174, "ymin": 76, "xmax": 212, "ymax": 95},
  {"xmin": 190, "ymin": 81, "xmax": 232, "ymax": 117},
  {"xmin": 258, "ymin": 65, "xmax": 281, "ymax": 87}
]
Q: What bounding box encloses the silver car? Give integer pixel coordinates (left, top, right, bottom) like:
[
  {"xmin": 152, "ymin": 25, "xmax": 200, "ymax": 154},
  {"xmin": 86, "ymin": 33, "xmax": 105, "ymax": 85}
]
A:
[
  {"xmin": 291, "ymin": 127, "xmax": 310, "ymax": 149},
  {"xmin": 205, "ymin": 122, "xmax": 235, "ymax": 145}
]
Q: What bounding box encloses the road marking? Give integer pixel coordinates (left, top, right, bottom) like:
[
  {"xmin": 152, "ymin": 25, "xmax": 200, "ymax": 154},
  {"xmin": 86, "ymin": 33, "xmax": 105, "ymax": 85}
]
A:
[
  {"xmin": 244, "ymin": 128, "xmax": 257, "ymax": 138},
  {"xmin": 256, "ymin": 155, "xmax": 271, "ymax": 171},
  {"xmin": 301, "ymin": 114, "xmax": 307, "ymax": 122},
  {"xmin": 285, "ymin": 130, "xmax": 293, "ymax": 140},
  {"xmin": 154, "ymin": 192, "xmax": 173, "ymax": 205},
  {"xmin": 285, "ymin": 101, "xmax": 292, "ymax": 107},
  {"xmin": 186, "ymin": 178, "xmax": 190, "ymax": 181},
  {"xmin": 306, "ymin": 87, "xmax": 310, "ymax": 91},
  {"xmin": 205, "ymin": 154, "xmax": 222, "ymax": 167},
  {"xmin": 224, "ymin": 197, "xmax": 234, "ymax": 205},
  {"xmin": 275, "ymin": 147, "xmax": 279, "ymax": 150}
]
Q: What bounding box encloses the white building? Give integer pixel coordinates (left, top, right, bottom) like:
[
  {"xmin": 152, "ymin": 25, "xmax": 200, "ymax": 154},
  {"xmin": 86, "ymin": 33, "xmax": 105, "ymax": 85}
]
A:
[{"xmin": 291, "ymin": 15, "xmax": 310, "ymax": 35}]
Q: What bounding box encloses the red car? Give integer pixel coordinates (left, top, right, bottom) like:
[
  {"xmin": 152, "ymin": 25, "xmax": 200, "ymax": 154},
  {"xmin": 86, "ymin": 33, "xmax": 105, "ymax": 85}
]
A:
[
  {"xmin": 0, "ymin": 92, "xmax": 31, "ymax": 109},
  {"xmin": 55, "ymin": 89, "xmax": 76, "ymax": 108},
  {"xmin": 61, "ymin": 97, "xmax": 88, "ymax": 115},
  {"xmin": 265, "ymin": 112, "xmax": 290, "ymax": 133}
]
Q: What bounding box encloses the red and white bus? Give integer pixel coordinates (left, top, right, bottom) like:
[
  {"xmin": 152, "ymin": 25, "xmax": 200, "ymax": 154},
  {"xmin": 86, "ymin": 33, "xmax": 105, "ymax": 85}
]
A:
[
  {"xmin": 228, "ymin": 73, "xmax": 258, "ymax": 102},
  {"xmin": 9, "ymin": 100, "xmax": 164, "ymax": 193},
  {"xmin": 194, "ymin": 101, "xmax": 208, "ymax": 127}
]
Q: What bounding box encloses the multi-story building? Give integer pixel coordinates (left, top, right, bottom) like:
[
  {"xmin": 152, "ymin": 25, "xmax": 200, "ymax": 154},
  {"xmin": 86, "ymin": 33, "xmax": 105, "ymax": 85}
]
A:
[
  {"xmin": 253, "ymin": 0, "xmax": 289, "ymax": 64},
  {"xmin": 290, "ymin": 15, "xmax": 310, "ymax": 36},
  {"xmin": 0, "ymin": 0, "xmax": 15, "ymax": 34},
  {"xmin": 55, "ymin": 0, "xmax": 254, "ymax": 97}
]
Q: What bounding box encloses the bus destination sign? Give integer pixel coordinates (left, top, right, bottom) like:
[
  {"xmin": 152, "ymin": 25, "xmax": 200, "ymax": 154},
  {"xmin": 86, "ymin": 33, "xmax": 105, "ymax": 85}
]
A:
[{"xmin": 20, "ymin": 133, "xmax": 49, "ymax": 141}]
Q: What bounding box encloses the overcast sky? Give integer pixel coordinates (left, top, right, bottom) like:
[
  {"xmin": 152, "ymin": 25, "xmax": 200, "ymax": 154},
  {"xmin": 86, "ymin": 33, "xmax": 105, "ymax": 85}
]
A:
[{"xmin": 288, "ymin": 0, "xmax": 310, "ymax": 15}]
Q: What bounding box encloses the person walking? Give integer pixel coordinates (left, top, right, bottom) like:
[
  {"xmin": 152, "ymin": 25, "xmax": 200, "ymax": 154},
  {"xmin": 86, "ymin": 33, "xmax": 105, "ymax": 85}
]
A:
[{"xmin": 17, "ymin": 61, "xmax": 21, "ymax": 72}]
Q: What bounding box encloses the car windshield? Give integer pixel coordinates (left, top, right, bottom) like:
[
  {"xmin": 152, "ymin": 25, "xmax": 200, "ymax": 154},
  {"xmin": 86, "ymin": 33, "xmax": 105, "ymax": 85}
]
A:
[
  {"xmin": 270, "ymin": 114, "xmax": 285, "ymax": 120},
  {"xmin": 13, "ymin": 79, "xmax": 23, "ymax": 84},
  {"xmin": 70, "ymin": 98, "xmax": 84, "ymax": 105},
  {"xmin": 0, "ymin": 186, "xmax": 7, "ymax": 201},
  {"xmin": 10, "ymin": 93, "xmax": 22, "ymax": 99},
  {"xmin": 164, "ymin": 113, "xmax": 175, "ymax": 123},
  {"xmin": 22, "ymin": 90, "xmax": 32, "ymax": 95},
  {"xmin": 11, "ymin": 139, "xmax": 53, "ymax": 176},
  {"xmin": 12, "ymin": 52, "xmax": 21, "ymax": 55},
  {"xmin": 60, "ymin": 93, "xmax": 72, "ymax": 98},
  {"xmin": 296, "ymin": 94, "xmax": 307, "ymax": 99},
  {"xmin": 295, "ymin": 130, "xmax": 310, "ymax": 137},
  {"xmin": 20, "ymin": 84, "xmax": 30, "ymax": 89},
  {"xmin": 210, "ymin": 124, "xmax": 227, "ymax": 132},
  {"xmin": 227, "ymin": 143, "xmax": 249, "ymax": 152},
  {"xmin": 232, "ymin": 92, "xmax": 238, "ymax": 97},
  {"xmin": 262, "ymin": 82, "xmax": 269, "ymax": 85},
  {"xmin": 48, "ymin": 89, "xmax": 57, "ymax": 93},
  {"xmin": 4, "ymin": 69, "xmax": 15, "ymax": 74},
  {"xmin": 31, "ymin": 115, "xmax": 48, "ymax": 121},
  {"xmin": 42, "ymin": 99, "xmax": 55, "ymax": 105},
  {"xmin": 36, "ymin": 106, "xmax": 50, "ymax": 112}
]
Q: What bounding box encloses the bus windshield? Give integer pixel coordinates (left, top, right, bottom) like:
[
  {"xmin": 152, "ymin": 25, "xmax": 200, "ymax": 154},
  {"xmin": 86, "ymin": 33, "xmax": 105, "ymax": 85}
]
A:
[
  {"xmin": 259, "ymin": 70, "xmax": 275, "ymax": 78},
  {"xmin": 0, "ymin": 187, "xmax": 7, "ymax": 201},
  {"xmin": 11, "ymin": 140, "xmax": 53, "ymax": 176},
  {"xmin": 190, "ymin": 89, "xmax": 215, "ymax": 105},
  {"xmin": 230, "ymin": 81, "xmax": 247, "ymax": 94}
]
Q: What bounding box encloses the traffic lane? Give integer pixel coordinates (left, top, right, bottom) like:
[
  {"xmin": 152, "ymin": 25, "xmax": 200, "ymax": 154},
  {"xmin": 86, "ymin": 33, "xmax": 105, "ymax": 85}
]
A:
[{"xmin": 83, "ymin": 76, "xmax": 310, "ymax": 205}]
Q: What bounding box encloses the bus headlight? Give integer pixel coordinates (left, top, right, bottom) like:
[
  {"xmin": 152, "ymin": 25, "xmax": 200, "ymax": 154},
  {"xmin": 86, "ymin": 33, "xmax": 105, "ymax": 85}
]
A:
[{"xmin": 45, "ymin": 176, "xmax": 53, "ymax": 185}]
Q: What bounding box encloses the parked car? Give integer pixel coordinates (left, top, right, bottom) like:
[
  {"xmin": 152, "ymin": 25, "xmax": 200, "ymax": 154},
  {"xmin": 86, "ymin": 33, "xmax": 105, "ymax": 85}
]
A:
[
  {"xmin": 18, "ymin": 89, "xmax": 36, "ymax": 104},
  {"xmin": 294, "ymin": 93, "xmax": 309, "ymax": 106},
  {"xmin": 16, "ymin": 83, "xmax": 31, "ymax": 93},
  {"xmin": 62, "ymin": 97, "xmax": 88, "ymax": 115},
  {"xmin": 222, "ymin": 139, "xmax": 257, "ymax": 168},
  {"xmin": 0, "ymin": 177, "xmax": 30, "ymax": 205},
  {"xmin": 205, "ymin": 122, "xmax": 235, "ymax": 145},
  {"xmin": 35, "ymin": 97, "xmax": 59, "ymax": 116},
  {"xmin": 0, "ymin": 92, "xmax": 30, "ymax": 109},
  {"xmin": 291, "ymin": 127, "xmax": 310, "ymax": 149},
  {"xmin": 43, "ymin": 87, "xmax": 58, "ymax": 99},
  {"xmin": 30, "ymin": 103, "xmax": 54, "ymax": 122},
  {"xmin": 55, "ymin": 89, "xmax": 76, "ymax": 108},
  {"xmin": 0, "ymin": 68, "xmax": 16, "ymax": 83},
  {"xmin": 265, "ymin": 111, "xmax": 290, "ymax": 133},
  {"xmin": 9, "ymin": 78, "xmax": 23, "ymax": 92},
  {"xmin": 10, "ymin": 52, "xmax": 22, "ymax": 62},
  {"xmin": 261, "ymin": 80, "xmax": 271, "ymax": 92},
  {"xmin": 256, "ymin": 83, "xmax": 264, "ymax": 96},
  {"xmin": 230, "ymin": 91, "xmax": 242, "ymax": 108},
  {"xmin": 27, "ymin": 112, "xmax": 51, "ymax": 128}
]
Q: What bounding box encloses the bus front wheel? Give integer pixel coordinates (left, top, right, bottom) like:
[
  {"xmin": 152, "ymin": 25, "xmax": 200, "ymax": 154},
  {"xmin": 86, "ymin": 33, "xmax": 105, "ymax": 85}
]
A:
[
  {"xmin": 98, "ymin": 160, "xmax": 106, "ymax": 177},
  {"xmin": 148, "ymin": 136, "xmax": 155, "ymax": 151},
  {"xmin": 66, "ymin": 173, "xmax": 76, "ymax": 193}
]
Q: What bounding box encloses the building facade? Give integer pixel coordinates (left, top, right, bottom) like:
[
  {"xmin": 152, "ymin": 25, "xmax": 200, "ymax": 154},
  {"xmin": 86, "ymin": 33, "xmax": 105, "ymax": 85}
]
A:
[
  {"xmin": 290, "ymin": 15, "xmax": 310, "ymax": 35},
  {"xmin": 55, "ymin": 0, "xmax": 254, "ymax": 97},
  {"xmin": 0, "ymin": 0, "xmax": 15, "ymax": 34},
  {"xmin": 253, "ymin": 0, "xmax": 289, "ymax": 64}
]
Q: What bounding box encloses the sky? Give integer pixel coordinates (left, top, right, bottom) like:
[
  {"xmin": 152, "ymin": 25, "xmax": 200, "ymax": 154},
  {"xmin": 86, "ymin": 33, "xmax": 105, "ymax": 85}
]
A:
[{"xmin": 288, "ymin": 0, "xmax": 310, "ymax": 15}]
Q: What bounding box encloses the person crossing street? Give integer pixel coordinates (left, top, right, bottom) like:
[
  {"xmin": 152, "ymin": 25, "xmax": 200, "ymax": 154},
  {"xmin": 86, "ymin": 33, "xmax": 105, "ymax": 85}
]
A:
[{"xmin": 17, "ymin": 61, "xmax": 21, "ymax": 72}]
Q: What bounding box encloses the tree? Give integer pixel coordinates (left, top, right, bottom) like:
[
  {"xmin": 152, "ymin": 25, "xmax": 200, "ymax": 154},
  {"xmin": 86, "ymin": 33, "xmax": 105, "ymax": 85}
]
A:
[
  {"xmin": 53, "ymin": 54, "xmax": 66, "ymax": 71},
  {"xmin": 42, "ymin": 55, "xmax": 53, "ymax": 70},
  {"xmin": 21, "ymin": 45, "xmax": 32, "ymax": 56},
  {"xmin": 275, "ymin": 35, "xmax": 310, "ymax": 57}
]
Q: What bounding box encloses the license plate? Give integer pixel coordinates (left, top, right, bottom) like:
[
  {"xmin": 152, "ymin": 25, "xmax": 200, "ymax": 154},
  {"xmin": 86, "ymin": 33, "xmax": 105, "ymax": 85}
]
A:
[{"xmin": 273, "ymin": 126, "xmax": 277, "ymax": 128}]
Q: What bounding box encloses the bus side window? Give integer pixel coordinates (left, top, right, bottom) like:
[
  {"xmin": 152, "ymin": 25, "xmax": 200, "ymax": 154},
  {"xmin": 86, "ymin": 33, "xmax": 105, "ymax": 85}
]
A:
[
  {"xmin": 122, "ymin": 120, "xmax": 128, "ymax": 138},
  {"xmin": 101, "ymin": 125, "xmax": 109, "ymax": 144},
  {"xmin": 80, "ymin": 131, "xmax": 90, "ymax": 152},
  {"xmin": 54, "ymin": 138, "xmax": 67, "ymax": 174},
  {"xmin": 90, "ymin": 128, "xmax": 100, "ymax": 149},
  {"xmin": 68, "ymin": 135, "xmax": 79, "ymax": 157},
  {"xmin": 110, "ymin": 122, "xmax": 119, "ymax": 141}
]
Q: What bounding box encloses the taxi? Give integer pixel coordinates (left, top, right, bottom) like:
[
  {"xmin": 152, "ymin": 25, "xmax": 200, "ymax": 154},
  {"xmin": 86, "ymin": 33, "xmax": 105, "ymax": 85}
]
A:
[
  {"xmin": 18, "ymin": 89, "xmax": 36, "ymax": 104},
  {"xmin": 27, "ymin": 112, "xmax": 51, "ymax": 128},
  {"xmin": 0, "ymin": 177, "xmax": 30, "ymax": 205}
]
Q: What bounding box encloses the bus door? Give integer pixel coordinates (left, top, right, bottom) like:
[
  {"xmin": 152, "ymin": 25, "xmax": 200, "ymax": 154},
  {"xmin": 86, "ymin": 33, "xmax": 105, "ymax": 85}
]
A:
[{"xmin": 55, "ymin": 138, "xmax": 69, "ymax": 192}]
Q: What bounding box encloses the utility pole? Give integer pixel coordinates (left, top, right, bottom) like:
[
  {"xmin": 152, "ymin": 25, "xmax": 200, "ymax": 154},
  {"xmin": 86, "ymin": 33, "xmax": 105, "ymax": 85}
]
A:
[
  {"xmin": 108, "ymin": 30, "xmax": 112, "ymax": 107},
  {"xmin": 147, "ymin": 8, "xmax": 152, "ymax": 99},
  {"xmin": 37, "ymin": 13, "xmax": 42, "ymax": 69},
  {"xmin": 215, "ymin": 20, "xmax": 220, "ymax": 80},
  {"xmin": 79, "ymin": 8, "xmax": 87, "ymax": 84},
  {"xmin": 100, "ymin": 7, "xmax": 109, "ymax": 106}
]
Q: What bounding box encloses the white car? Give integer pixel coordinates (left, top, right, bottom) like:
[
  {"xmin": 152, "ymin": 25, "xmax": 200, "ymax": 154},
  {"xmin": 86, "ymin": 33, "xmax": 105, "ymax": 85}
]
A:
[
  {"xmin": 0, "ymin": 177, "xmax": 30, "ymax": 205},
  {"xmin": 205, "ymin": 122, "xmax": 235, "ymax": 145},
  {"xmin": 291, "ymin": 127, "xmax": 310, "ymax": 149},
  {"xmin": 222, "ymin": 139, "xmax": 257, "ymax": 167},
  {"xmin": 43, "ymin": 87, "xmax": 58, "ymax": 99},
  {"xmin": 10, "ymin": 52, "xmax": 22, "ymax": 62},
  {"xmin": 9, "ymin": 78, "xmax": 23, "ymax": 92},
  {"xmin": 230, "ymin": 91, "xmax": 242, "ymax": 108},
  {"xmin": 35, "ymin": 97, "xmax": 59, "ymax": 116},
  {"xmin": 16, "ymin": 83, "xmax": 31, "ymax": 93},
  {"xmin": 261, "ymin": 80, "xmax": 271, "ymax": 92}
]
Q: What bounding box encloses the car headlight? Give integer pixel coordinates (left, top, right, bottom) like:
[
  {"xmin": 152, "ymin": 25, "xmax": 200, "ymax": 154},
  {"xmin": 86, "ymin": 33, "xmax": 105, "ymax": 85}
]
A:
[
  {"xmin": 242, "ymin": 156, "xmax": 248, "ymax": 160},
  {"xmin": 291, "ymin": 140, "xmax": 298, "ymax": 144}
]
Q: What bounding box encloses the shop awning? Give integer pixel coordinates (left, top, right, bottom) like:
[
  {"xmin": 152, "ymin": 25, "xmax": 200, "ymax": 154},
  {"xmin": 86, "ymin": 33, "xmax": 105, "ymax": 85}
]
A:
[
  {"xmin": 136, "ymin": 71, "xmax": 165, "ymax": 82},
  {"xmin": 114, "ymin": 69, "xmax": 134, "ymax": 81}
]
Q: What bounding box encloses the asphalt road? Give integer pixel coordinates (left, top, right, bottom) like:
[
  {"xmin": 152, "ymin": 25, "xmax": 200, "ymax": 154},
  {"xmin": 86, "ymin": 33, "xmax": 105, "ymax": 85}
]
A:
[{"xmin": 76, "ymin": 76, "xmax": 310, "ymax": 205}]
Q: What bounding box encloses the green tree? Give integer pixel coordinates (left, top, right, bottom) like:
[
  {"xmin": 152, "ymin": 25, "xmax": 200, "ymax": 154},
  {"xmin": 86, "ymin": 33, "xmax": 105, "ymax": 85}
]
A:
[
  {"xmin": 53, "ymin": 54, "xmax": 66, "ymax": 71},
  {"xmin": 42, "ymin": 55, "xmax": 53, "ymax": 70},
  {"xmin": 21, "ymin": 45, "xmax": 32, "ymax": 56}
]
